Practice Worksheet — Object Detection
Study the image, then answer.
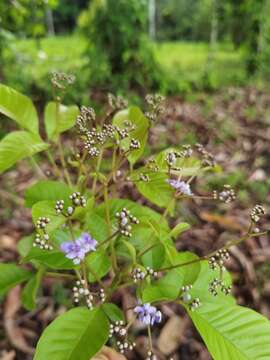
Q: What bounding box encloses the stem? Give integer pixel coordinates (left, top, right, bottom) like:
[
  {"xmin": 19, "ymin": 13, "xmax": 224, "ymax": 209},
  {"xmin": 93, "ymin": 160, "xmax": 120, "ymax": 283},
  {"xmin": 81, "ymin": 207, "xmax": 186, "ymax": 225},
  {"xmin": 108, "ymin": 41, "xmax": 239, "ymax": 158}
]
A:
[
  {"xmin": 45, "ymin": 272, "xmax": 76, "ymax": 280},
  {"xmin": 147, "ymin": 326, "xmax": 153, "ymax": 353},
  {"xmin": 92, "ymin": 149, "xmax": 103, "ymax": 195},
  {"xmin": 159, "ymin": 231, "xmax": 268, "ymax": 272},
  {"xmin": 29, "ymin": 157, "xmax": 46, "ymax": 178},
  {"xmin": 97, "ymin": 231, "xmax": 119, "ymax": 248},
  {"xmin": 45, "ymin": 148, "xmax": 62, "ymax": 179},
  {"xmin": 55, "ymin": 100, "xmax": 72, "ymax": 187}
]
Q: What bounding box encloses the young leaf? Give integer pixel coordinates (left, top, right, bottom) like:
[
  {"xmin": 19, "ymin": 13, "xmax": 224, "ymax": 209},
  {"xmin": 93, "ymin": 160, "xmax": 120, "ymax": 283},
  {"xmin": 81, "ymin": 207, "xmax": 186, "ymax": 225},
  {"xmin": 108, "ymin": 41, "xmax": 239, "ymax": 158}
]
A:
[
  {"xmin": 0, "ymin": 84, "xmax": 39, "ymax": 134},
  {"xmin": 0, "ymin": 263, "xmax": 32, "ymax": 296},
  {"xmin": 170, "ymin": 222, "xmax": 190, "ymax": 238},
  {"xmin": 44, "ymin": 102, "xmax": 79, "ymax": 141},
  {"xmin": 23, "ymin": 247, "xmax": 76, "ymax": 270},
  {"xmin": 25, "ymin": 180, "xmax": 71, "ymax": 207},
  {"xmin": 113, "ymin": 106, "xmax": 149, "ymax": 164},
  {"xmin": 101, "ymin": 303, "xmax": 124, "ymax": 322},
  {"xmin": 132, "ymin": 171, "xmax": 174, "ymax": 208},
  {"xmin": 141, "ymin": 243, "xmax": 165, "ymax": 270},
  {"xmin": 32, "ymin": 200, "xmax": 66, "ymax": 233},
  {"xmin": 34, "ymin": 307, "xmax": 109, "ymax": 360},
  {"xmin": 85, "ymin": 249, "xmax": 111, "ymax": 282},
  {"xmin": 189, "ymin": 303, "xmax": 270, "ymax": 360},
  {"xmin": 142, "ymin": 251, "xmax": 201, "ymax": 303},
  {"xmin": 21, "ymin": 266, "xmax": 45, "ymax": 310},
  {"xmin": 0, "ymin": 131, "xmax": 49, "ymax": 173}
]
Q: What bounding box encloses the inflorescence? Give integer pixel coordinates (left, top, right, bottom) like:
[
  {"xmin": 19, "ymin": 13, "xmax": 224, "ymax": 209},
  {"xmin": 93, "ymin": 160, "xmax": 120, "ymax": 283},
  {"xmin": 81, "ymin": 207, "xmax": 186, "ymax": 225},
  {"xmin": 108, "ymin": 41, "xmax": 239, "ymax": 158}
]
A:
[
  {"xmin": 209, "ymin": 278, "xmax": 232, "ymax": 296},
  {"xmin": 250, "ymin": 205, "xmax": 266, "ymax": 223},
  {"xmin": 134, "ymin": 303, "xmax": 162, "ymax": 326},
  {"xmin": 132, "ymin": 267, "xmax": 158, "ymax": 283},
  {"xmin": 55, "ymin": 192, "xmax": 86, "ymax": 216},
  {"xmin": 60, "ymin": 232, "xmax": 97, "ymax": 264},
  {"xmin": 109, "ymin": 320, "xmax": 136, "ymax": 355},
  {"xmin": 115, "ymin": 208, "xmax": 139, "ymax": 237},
  {"xmin": 167, "ymin": 179, "xmax": 193, "ymax": 196},
  {"xmin": 209, "ymin": 249, "xmax": 230, "ymax": 272},
  {"xmin": 33, "ymin": 217, "xmax": 53, "ymax": 250},
  {"xmin": 213, "ymin": 184, "xmax": 236, "ymax": 203}
]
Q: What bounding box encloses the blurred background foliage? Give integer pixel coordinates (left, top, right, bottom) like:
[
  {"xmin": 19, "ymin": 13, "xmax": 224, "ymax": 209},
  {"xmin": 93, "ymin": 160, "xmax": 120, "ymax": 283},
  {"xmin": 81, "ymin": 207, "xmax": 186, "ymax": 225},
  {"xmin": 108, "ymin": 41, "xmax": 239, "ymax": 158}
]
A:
[{"xmin": 0, "ymin": 0, "xmax": 269, "ymax": 102}]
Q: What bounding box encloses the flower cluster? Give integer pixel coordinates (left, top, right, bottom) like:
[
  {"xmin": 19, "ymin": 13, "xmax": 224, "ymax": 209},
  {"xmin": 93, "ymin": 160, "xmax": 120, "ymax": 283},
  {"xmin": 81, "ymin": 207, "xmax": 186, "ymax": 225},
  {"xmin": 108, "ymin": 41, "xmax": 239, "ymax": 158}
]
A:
[
  {"xmin": 250, "ymin": 205, "xmax": 266, "ymax": 223},
  {"xmin": 209, "ymin": 278, "xmax": 232, "ymax": 296},
  {"xmin": 116, "ymin": 208, "xmax": 139, "ymax": 237},
  {"xmin": 195, "ymin": 143, "xmax": 215, "ymax": 167},
  {"xmin": 108, "ymin": 93, "xmax": 128, "ymax": 110},
  {"xmin": 76, "ymin": 106, "xmax": 96, "ymax": 133},
  {"xmin": 181, "ymin": 285, "xmax": 193, "ymax": 303},
  {"xmin": 213, "ymin": 185, "xmax": 236, "ymax": 203},
  {"xmin": 209, "ymin": 249, "xmax": 230, "ymax": 271},
  {"xmin": 33, "ymin": 233, "xmax": 53, "ymax": 251},
  {"xmin": 189, "ymin": 298, "xmax": 201, "ymax": 311},
  {"xmin": 33, "ymin": 217, "xmax": 53, "ymax": 250},
  {"xmin": 55, "ymin": 192, "xmax": 86, "ymax": 216},
  {"xmin": 73, "ymin": 279, "xmax": 94, "ymax": 309},
  {"xmin": 139, "ymin": 173, "xmax": 150, "ymax": 182},
  {"xmin": 60, "ymin": 232, "xmax": 97, "ymax": 264},
  {"xmin": 51, "ymin": 71, "xmax": 75, "ymax": 90},
  {"xmin": 167, "ymin": 179, "xmax": 192, "ymax": 196},
  {"xmin": 134, "ymin": 303, "xmax": 162, "ymax": 326},
  {"xmin": 36, "ymin": 216, "xmax": 50, "ymax": 229},
  {"xmin": 132, "ymin": 267, "xmax": 158, "ymax": 283},
  {"xmin": 145, "ymin": 94, "xmax": 165, "ymax": 122},
  {"xmin": 129, "ymin": 138, "xmax": 141, "ymax": 150}
]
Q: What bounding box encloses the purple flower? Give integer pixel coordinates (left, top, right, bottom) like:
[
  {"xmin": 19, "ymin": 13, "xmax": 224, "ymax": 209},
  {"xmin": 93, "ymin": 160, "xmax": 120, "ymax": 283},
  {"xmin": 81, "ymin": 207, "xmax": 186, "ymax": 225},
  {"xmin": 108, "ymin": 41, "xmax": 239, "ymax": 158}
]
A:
[
  {"xmin": 60, "ymin": 232, "xmax": 97, "ymax": 265},
  {"xmin": 134, "ymin": 303, "xmax": 162, "ymax": 326},
  {"xmin": 167, "ymin": 179, "xmax": 192, "ymax": 196},
  {"xmin": 77, "ymin": 232, "xmax": 97, "ymax": 253}
]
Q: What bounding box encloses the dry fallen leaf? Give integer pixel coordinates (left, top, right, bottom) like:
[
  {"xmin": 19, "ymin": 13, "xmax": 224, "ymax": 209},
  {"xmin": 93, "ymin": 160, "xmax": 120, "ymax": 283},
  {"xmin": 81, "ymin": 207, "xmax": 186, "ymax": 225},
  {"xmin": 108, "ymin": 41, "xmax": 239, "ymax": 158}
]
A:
[
  {"xmin": 157, "ymin": 315, "xmax": 185, "ymax": 355},
  {"xmin": 93, "ymin": 346, "xmax": 127, "ymax": 360},
  {"xmin": 0, "ymin": 350, "xmax": 16, "ymax": 360},
  {"xmin": 4, "ymin": 286, "xmax": 35, "ymax": 355}
]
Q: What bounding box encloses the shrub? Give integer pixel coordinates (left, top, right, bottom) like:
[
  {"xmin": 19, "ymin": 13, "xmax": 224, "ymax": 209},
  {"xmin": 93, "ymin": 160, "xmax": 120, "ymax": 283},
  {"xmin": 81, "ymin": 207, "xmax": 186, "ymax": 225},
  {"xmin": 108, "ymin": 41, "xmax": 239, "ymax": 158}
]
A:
[
  {"xmin": 0, "ymin": 79, "xmax": 270, "ymax": 359},
  {"xmin": 78, "ymin": 0, "xmax": 161, "ymax": 92}
]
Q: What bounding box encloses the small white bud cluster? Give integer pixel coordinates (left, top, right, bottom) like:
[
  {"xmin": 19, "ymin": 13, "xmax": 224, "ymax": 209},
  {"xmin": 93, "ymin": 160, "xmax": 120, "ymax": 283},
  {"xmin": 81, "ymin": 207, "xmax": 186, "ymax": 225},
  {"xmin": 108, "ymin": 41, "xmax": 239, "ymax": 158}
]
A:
[
  {"xmin": 189, "ymin": 298, "xmax": 201, "ymax": 311},
  {"xmin": 146, "ymin": 350, "xmax": 157, "ymax": 360},
  {"xmin": 130, "ymin": 138, "xmax": 140, "ymax": 150},
  {"xmin": 33, "ymin": 233, "xmax": 53, "ymax": 250},
  {"xmin": 109, "ymin": 320, "xmax": 127, "ymax": 338},
  {"xmin": 55, "ymin": 200, "xmax": 64, "ymax": 214},
  {"xmin": 132, "ymin": 267, "xmax": 158, "ymax": 283},
  {"xmin": 181, "ymin": 285, "xmax": 193, "ymax": 303},
  {"xmin": 76, "ymin": 106, "xmax": 96, "ymax": 133},
  {"xmin": 209, "ymin": 249, "xmax": 230, "ymax": 271},
  {"xmin": 108, "ymin": 93, "xmax": 128, "ymax": 110},
  {"xmin": 213, "ymin": 185, "xmax": 236, "ymax": 203},
  {"xmin": 166, "ymin": 152, "xmax": 177, "ymax": 167},
  {"xmin": 69, "ymin": 192, "xmax": 86, "ymax": 207},
  {"xmin": 195, "ymin": 143, "xmax": 215, "ymax": 167},
  {"xmin": 116, "ymin": 208, "xmax": 139, "ymax": 237},
  {"xmin": 36, "ymin": 217, "xmax": 50, "ymax": 229},
  {"xmin": 115, "ymin": 126, "xmax": 129, "ymax": 140},
  {"xmin": 117, "ymin": 340, "xmax": 136, "ymax": 354},
  {"xmin": 145, "ymin": 93, "xmax": 165, "ymax": 122},
  {"xmin": 51, "ymin": 71, "xmax": 75, "ymax": 90},
  {"xmin": 88, "ymin": 146, "xmax": 100, "ymax": 157},
  {"xmin": 139, "ymin": 173, "xmax": 150, "ymax": 182},
  {"xmin": 146, "ymin": 158, "xmax": 160, "ymax": 172},
  {"xmin": 250, "ymin": 205, "xmax": 266, "ymax": 223},
  {"xmin": 208, "ymin": 278, "xmax": 232, "ymax": 296},
  {"xmin": 99, "ymin": 288, "xmax": 106, "ymax": 303},
  {"xmin": 73, "ymin": 280, "xmax": 93, "ymax": 309},
  {"xmin": 103, "ymin": 124, "xmax": 115, "ymax": 138}
]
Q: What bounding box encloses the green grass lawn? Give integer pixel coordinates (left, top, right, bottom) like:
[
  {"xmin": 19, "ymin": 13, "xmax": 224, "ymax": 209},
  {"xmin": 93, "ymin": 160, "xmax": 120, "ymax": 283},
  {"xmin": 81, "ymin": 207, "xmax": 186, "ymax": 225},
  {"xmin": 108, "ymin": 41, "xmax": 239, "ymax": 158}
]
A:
[{"xmin": 3, "ymin": 34, "xmax": 246, "ymax": 99}]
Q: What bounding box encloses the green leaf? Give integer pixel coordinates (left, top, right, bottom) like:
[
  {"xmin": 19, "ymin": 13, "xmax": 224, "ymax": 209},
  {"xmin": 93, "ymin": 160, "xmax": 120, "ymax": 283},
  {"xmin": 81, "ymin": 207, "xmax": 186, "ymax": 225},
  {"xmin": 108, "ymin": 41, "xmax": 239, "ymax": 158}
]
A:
[
  {"xmin": 0, "ymin": 263, "xmax": 32, "ymax": 296},
  {"xmin": 142, "ymin": 243, "xmax": 165, "ymax": 270},
  {"xmin": 170, "ymin": 222, "xmax": 190, "ymax": 238},
  {"xmin": 85, "ymin": 249, "xmax": 111, "ymax": 282},
  {"xmin": 25, "ymin": 180, "xmax": 71, "ymax": 207},
  {"xmin": 101, "ymin": 303, "xmax": 124, "ymax": 322},
  {"xmin": 113, "ymin": 106, "xmax": 149, "ymax": 164},
  {"xmin": 17, "ymin": 235, "xmax": 34, "ymax": 257},
  {"xmin": 32, "ymin": 200, "xmax": 66, "ymax": 233},
  {"xmin": 34, "ymin": 307, "xmax": 109, "ymax": 360},
  {"xmin": 0, "ymin": 131, "xmax": 49, "ymax": 173},
  {"xmin": 142, "ymin": 251, "xmax": 200, "ymax": 303},
  {"xmin": 45, "ymin": 102, "xmax": 79, "ymax": 140},
  {"xmin": 155, "ymin": 148, "xmax": 202, "ymax": 177},
  {"xmin": 189, "ymin": 303, "xmax": 270, "ymax": 360},
  {"xmin": 23, "ymin": 247, "xmax": 76, "ymax": 270},
  {"xmin": 21, "ymin": 266, "xmax": 45, "ymax": 310},
  {"xmin": 0, "ymin": 84, "xmax": 39, "ymax": 134},
  {"xmin": 132, "ymin": 171, "xmax": 174, "ymax": 208}
]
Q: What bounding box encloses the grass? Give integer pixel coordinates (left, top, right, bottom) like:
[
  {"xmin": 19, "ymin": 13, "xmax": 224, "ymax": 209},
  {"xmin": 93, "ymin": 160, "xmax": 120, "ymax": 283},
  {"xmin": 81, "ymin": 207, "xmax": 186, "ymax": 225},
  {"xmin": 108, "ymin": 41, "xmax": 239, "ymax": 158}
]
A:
[{"xmin": 3, "ymin": 34, "xmax": 246, "ymax": 100}]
